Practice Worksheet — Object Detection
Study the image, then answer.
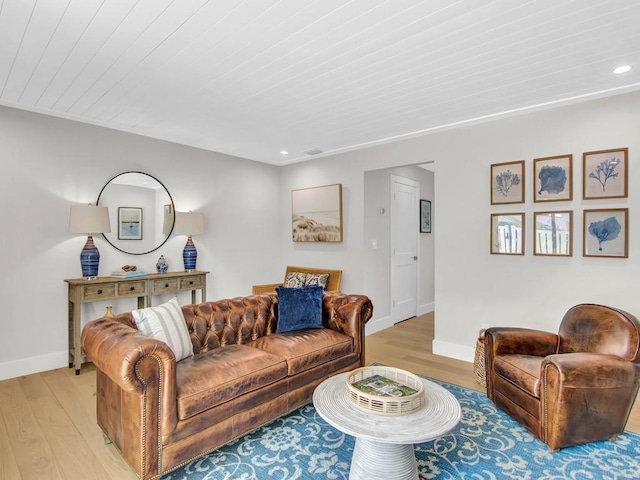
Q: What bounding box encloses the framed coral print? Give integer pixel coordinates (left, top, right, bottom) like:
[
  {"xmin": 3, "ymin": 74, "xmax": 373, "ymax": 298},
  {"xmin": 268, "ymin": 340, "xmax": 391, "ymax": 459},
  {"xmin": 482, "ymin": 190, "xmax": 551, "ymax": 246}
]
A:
[
  {"xmin": 583, "ymin": 208, "xmax": 628, "ymax": 258},
  {"xmin": 491, "ymin": 213, "xmax": 524, "ymax": 255},
  {"xmin": 118, "ymin": 207, "xmax": 143, "ymax": 240},
  {"xmin": 420, "ymin": 199, "xmax": 431, "ymax": 233},
  {"xmin": 291, "ymin": 184, "xmax": 343, "ymax": 242},
  {"xmin": 533, "ymin": 154, "xmax": 572, "ymax": 202},
  {"xmin": 583, "ymin": 148, "xmax": 628, "ymax": 199},
  {"xmin": 491, "ymin": 160, "xmax": 525, "ymax": 205},
  {"xmin": 533, "ymin": 211, "xmax": 572, "ymax": 256}
]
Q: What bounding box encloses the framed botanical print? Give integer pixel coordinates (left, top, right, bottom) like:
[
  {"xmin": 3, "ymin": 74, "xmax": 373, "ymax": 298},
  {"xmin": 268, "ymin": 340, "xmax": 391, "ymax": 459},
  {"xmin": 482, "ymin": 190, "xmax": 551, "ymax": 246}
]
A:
[
  {"xmin": 583, "ymin": 208, "xmax": 628, "ymax": 258},
  {"xmin": 533, "ymin": 154, "xmax": 572, "ymax": 202},
  {"xmin": 491, "ymin": 213, "xmax": 524, "ymax": 255},
  {"xmin": 491, "ymin": 161, "xmax": 525, "ymax": 205},
  {"xmin": 583, "ymin": 148, "xmax": 628, "ymax": 199}
]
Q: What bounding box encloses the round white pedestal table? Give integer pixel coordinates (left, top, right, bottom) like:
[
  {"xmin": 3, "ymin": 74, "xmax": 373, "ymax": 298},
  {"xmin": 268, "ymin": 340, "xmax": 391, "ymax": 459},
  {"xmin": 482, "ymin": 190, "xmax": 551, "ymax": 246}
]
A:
[{"xmin": 313, "ymin": 372, "xmax": 461, "ymax": 480}]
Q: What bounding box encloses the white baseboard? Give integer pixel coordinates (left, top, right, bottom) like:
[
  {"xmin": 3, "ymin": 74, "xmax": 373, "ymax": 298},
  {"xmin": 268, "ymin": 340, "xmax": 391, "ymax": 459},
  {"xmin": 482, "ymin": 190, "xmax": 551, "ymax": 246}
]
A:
[
  {"xmin": 366, "ymin": 302, "xmax": 435, "ymax": 336},
  {"xmin": 365, "ymin": 315, "xmax": 393, "ymax": 335},
  {"xmin": 418, "ymin": 302, "xmax": 434, "ymax": 316},
  {"xmin": 432, "ymin": 339, "xmax": 475, "ymax": 363},
  {"xmin": 0, "ymin": 351, "xmax": 67, "ymax": 381}
]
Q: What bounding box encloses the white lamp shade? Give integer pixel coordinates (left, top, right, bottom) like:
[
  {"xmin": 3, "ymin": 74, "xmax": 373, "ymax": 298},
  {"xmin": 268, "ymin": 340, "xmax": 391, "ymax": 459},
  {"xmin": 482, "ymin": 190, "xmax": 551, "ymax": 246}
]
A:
[
  {"xmin": 174, "ymin": 212, "xmax": 205, "ymax": 236},
  {"xmin": 69, "ymin": 205, "xmax": 112, "ymax": 234}
]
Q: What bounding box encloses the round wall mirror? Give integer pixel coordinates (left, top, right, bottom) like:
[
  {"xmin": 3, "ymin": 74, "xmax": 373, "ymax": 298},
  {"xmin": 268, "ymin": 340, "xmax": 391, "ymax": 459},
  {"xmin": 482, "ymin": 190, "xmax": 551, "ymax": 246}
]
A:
[{"xmin": 97, "ymin": 171, "xmax": 175, "ymax": 255}]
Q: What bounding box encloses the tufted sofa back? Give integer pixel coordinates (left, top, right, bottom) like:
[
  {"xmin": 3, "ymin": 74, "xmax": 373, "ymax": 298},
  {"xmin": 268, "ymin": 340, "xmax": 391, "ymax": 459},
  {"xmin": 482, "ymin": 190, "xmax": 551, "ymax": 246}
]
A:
[
  {"xmin": 111, "ymin": 293, "xmax": 373, "ymax": 358},
  {"xmin": 183, "ymin": 295, "xmax": 278, "ymax": 353},
  {"xmin": 114, "ymin": 294, "xmax": 277, "ymax": 354}
]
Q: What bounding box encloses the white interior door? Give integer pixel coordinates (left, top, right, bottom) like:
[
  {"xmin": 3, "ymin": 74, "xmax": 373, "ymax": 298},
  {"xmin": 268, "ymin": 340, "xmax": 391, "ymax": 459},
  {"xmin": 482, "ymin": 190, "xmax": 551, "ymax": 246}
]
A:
[{"xmin": 390, "ymin": 175, "xmax": 419, "ymax": 323}]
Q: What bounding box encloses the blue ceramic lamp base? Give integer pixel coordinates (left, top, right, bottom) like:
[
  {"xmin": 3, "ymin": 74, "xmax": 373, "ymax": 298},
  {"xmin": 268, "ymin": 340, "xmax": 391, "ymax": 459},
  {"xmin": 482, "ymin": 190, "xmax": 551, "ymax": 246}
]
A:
[
  {"xmin": 183, "ymin": 235, "xmax": 198, "ymax": 272},
  {"xmin": 80, "ymin": 234, "xmax": 100, "ymax": 279}
]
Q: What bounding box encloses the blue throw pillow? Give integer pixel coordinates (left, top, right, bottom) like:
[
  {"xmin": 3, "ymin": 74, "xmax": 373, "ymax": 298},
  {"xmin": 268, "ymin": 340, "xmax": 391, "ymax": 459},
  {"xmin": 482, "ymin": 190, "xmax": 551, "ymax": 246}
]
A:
[{"xmin": 276, "ymin": 285, "xmax": 323, "ymax": 333}]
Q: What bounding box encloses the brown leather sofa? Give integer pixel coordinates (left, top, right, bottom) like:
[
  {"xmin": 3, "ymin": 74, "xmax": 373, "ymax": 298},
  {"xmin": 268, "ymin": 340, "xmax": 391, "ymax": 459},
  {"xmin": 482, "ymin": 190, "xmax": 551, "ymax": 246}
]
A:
[
  {"xmin": 485, "ymin": 303, "xmax": 640, "ymax": 451},
  {"xmin": 81, "ymin": 292, "xmax": 373, "ymax": 479}
]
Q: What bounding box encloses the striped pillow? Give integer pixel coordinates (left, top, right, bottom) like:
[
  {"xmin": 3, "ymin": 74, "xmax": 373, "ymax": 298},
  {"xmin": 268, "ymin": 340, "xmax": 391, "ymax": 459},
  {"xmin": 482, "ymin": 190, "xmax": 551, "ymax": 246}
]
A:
[{"xmin": 132, "ymin": 297, "xmax": 193, "ymax": 362}]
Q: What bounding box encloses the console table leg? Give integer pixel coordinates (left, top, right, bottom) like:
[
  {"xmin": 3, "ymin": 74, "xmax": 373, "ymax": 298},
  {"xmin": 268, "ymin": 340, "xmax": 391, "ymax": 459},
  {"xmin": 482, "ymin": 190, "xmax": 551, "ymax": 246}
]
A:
[{"xmin": 350, "ymin": 439, "xmax": 418, "ymax": 480}]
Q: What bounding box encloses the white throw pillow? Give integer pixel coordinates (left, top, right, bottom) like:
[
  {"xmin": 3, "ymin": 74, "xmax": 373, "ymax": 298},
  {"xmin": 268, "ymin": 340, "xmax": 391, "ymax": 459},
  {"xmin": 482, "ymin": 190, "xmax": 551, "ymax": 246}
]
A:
[{"xmin": 132, "ymin": 297, "xmax": 193, "ymax": 362}]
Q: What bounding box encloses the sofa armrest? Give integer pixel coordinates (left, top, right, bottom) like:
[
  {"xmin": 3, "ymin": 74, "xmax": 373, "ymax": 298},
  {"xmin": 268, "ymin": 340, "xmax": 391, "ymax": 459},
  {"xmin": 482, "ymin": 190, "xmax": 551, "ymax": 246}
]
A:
[
  {"xmin": 322, "ymin": 293, "xmax": 373, "ymax": 363},
  {"xmin": 541, "ymin": 352, "xmax": 640, "ymax": 449},
  {"xmin": 486, "ymin": 327, "xmax": 558, "ymax": 357},
  {"xmin": 484, "ymin": 327, "xmax": 558, "ymax": 400},
  {"xmin": 81, "ymin": 317, "xmax": 178, "ymax": 433},
  {"xmin": 543, "ymin": 352, "xmax": 640, "ymax": 388}
]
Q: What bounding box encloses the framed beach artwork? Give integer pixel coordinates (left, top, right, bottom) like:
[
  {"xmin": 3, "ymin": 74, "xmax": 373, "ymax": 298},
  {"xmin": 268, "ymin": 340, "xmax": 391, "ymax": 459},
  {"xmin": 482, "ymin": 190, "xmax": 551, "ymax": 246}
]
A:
[
  {"xmin": 583, "ymin": 148, "xmax": 628, "ymax": 199},
  {"xmin": 420, "ymin": 199, "xmax": 431, "ymax": 233},
  {"xmin": 291, "ymin": 184, "xmax": 343, "ymax": 242},
  {"xmin": 490, "ymin": 160, "xmax": 525, "ymax": 205},
  {"xmin": 491, "ymin": 213, "xmax": 524, "ymax": 255},
  {"xmin": 533, "ymin": 211, "xmax": 572, "ymax": 256},
  {"xmin": 533, "ymin": 154, "xmax": 572, "ymax": 202},
  {"xmin": 583, "ymin": 208, "xmax": 628, "ymax": 258},
  {"xmin": 118, "ymin": 207, "xmax": 143, "ymax": 240}
]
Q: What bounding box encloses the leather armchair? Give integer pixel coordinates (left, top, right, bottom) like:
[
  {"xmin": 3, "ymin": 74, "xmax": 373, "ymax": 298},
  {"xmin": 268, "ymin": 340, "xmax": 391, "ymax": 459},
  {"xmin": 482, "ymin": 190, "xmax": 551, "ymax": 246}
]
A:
[{"xmin": 485, "ymin": 303, "xmax": 640, "ymax": 450}]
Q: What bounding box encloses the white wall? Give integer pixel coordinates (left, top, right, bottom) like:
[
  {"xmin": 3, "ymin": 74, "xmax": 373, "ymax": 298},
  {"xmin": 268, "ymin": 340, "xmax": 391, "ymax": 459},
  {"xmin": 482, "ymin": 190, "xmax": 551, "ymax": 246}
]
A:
[
  {"xmin": 362, "ymin": 165, "xmax": 435, "ymax": 334},
  {"xmin": 433, "ymin": 92, "xmax": 640, "ymax": 362},
  {"xmin": 2, "ymin": 89, "xmax": 639, "ymax": 380},
  {"xmin": 281, "ymin": 91, "xmax": 640, "ymax": 362},
  {"xmin": 0, "ymin": 106, "xmax": 283, "ymax": 380},
  {"xmin": 276, "ymin": 163, "xmax": 367, "ymax": 292}
]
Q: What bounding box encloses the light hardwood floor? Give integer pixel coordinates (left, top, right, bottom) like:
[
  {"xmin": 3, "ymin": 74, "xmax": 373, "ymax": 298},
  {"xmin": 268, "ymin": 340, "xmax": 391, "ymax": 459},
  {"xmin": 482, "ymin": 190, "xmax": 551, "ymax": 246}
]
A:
[{"xmin": 0, "ymin": 313, "xmax": 637, "ymax": 480}]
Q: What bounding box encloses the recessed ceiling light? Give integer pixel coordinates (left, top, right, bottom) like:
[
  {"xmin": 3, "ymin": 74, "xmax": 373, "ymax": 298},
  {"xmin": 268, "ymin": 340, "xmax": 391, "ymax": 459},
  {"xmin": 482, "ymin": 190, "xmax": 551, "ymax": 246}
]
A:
[
  {"xmin": 613, "ymin": 65, "xmax": 631, "ymax": 74},
  {"xmin": 280, "ymin": 150, "xmax": 288, "ymax": 155}
]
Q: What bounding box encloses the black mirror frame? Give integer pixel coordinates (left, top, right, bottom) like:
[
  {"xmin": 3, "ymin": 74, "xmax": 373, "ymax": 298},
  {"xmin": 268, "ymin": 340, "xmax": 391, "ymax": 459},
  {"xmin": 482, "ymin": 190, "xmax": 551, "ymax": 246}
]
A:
[{"xmin": 97, "ymin": 171, "xmax": 175, "ymax": 256}]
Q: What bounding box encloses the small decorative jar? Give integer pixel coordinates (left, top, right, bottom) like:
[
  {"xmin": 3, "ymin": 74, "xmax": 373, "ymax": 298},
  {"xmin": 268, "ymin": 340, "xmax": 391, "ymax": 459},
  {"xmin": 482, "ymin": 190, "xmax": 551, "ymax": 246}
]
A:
[{"xmin": 156, "ymin": 255, "xmax": 168, "ymax": 274}]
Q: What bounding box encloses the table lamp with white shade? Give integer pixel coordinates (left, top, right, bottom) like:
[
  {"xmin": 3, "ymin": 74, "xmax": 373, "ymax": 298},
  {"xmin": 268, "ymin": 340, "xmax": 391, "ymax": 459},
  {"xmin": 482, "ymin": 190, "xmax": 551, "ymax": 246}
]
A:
[
  {"xmin": 69, "ymin": 205, "xmax": 111, "ymax": 279},
  {"xmin": 174, "ymin": 211, "xmax": 205, "ymax": 272}
]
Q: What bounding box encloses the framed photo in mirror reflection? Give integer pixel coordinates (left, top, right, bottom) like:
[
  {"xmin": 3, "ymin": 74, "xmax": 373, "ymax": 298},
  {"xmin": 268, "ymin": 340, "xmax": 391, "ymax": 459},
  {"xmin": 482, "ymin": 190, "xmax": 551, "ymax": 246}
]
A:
[{"xmin": 118, "ymin": 207, "xmax": 143, "ymax": 240}]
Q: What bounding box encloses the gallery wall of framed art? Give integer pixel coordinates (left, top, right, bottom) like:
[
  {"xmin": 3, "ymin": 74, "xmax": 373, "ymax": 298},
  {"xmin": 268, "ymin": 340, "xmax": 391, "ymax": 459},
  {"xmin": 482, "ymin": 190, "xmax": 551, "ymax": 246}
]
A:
[{"xmin": 490, "ymin": 147, "xmax": 628, "ymax": 258}]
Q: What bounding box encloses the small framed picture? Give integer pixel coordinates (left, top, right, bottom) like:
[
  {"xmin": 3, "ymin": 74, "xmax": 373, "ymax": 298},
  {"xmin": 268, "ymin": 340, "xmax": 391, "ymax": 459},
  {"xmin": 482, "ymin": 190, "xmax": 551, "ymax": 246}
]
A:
[
  {"xmin": 583, "ymin": 148, "xmax": 628, "ymax": 199},
  {"xmin": 420, "ymin": 199, "xmax": 431, "ymax": 233},
  {"xmin": 491, "ymin": 160, "xmax": 525, "ymax": 205},
  {"xmin": 118, "ymin": 207, "xmax": 143, "ymax": 240},
  {"xmin": 583, "ymin": 208, "xmax": 628, "ymax": 258},
  {"xmin": 533, "ymin": 211, "xmax": 572, "ymax": 256},
  {"xmin": 491, "ymin": 213, "xmax": 524, "ymax": 255},
  {"xmin": 533, "ymin": 154, "xmax": 572, "ymax": 202}
]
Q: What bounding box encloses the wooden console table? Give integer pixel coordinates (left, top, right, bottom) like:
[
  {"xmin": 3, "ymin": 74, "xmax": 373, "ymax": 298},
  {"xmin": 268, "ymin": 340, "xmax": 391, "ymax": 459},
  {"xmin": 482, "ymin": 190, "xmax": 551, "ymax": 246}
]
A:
[{"xmin": 65, "ymin": 270, "xmax": 208, "ymax": 375}]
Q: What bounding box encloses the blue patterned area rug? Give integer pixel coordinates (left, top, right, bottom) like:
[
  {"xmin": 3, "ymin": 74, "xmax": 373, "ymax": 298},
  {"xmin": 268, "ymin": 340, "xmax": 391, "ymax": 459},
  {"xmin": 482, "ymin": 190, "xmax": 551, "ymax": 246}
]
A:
[{"xmin": 162, "ymin": 378, "xmax": 640, "ymax": 480}]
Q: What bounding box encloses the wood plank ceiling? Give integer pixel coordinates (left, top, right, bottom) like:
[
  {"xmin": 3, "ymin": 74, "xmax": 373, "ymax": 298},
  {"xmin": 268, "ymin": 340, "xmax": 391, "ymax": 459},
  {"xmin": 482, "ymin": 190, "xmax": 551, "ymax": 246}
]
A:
[{"xmin": 1, "ymin": 0, "xmax": 639, "ymax": 165}]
